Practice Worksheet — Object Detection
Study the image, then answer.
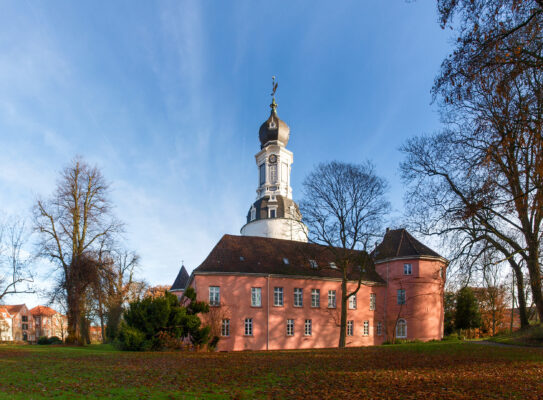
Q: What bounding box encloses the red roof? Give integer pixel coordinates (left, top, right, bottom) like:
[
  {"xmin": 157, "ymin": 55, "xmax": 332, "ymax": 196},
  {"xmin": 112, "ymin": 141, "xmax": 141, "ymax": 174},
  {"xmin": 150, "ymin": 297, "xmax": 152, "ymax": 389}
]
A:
[
  {"xmin": 4, "ymin": 304, "xmax": 25, "ymax": 315},
  {"xmin": 30, "ymin": 305, "xmax": 58, "ymax": 317}
]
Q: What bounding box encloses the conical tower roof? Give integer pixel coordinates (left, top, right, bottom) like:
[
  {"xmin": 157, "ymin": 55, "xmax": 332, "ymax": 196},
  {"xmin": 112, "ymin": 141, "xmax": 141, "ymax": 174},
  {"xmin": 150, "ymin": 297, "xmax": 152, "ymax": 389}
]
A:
[{"xmin": 170, "ymin": 265, "xmax": 189, "ymax": 291}]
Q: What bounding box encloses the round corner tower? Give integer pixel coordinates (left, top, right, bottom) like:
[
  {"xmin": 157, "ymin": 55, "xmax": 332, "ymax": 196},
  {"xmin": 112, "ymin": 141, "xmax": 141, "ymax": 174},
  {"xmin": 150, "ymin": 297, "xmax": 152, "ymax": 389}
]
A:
[{"xmin": 240, "ymin": 89, "xmax": 308, "ymax": 242}]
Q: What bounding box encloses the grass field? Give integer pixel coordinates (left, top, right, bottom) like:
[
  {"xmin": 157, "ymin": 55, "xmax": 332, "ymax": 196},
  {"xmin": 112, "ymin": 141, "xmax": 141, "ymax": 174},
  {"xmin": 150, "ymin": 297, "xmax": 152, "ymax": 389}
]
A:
[{"xmin": 0, "ymin": 342, "xmax": 542, "ymax": 399}]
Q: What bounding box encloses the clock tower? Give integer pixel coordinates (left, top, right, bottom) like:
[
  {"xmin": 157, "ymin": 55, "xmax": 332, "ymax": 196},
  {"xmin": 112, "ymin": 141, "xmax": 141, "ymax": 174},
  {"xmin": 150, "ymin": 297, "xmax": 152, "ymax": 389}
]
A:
[{"xmin": 240, "ymin": 83, "xmax": 308, "ymax": 242}]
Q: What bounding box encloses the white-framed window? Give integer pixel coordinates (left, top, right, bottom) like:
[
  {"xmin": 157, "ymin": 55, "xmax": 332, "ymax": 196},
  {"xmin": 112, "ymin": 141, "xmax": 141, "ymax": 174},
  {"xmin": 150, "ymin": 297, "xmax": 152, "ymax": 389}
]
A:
[
  {"xmin": 274, "ymin": 287, "xmax": 284, "ymax": 306},
  {"xmin": 209, "ymin": 286, "xmax": 220, "ymax": 306},
  {"xmin": 349, "ymin": 293, "xmax": 357, "ymax": 309},
  {"xmin": 329, "ymin": 262, "xmax": 337, "ymax": 269},
  {"xmin": 363, "ymin": 321, "xmax": 369, "ymax": 336},
  {"xmin": 396, "ymin": 319, "xmax": 407, "ymax": 338},
  {"xmin": 397, "ymin": 289, "xmax": 406, "ymax": 305},
  {"xmin": 259, "ymin": 164, "xmax": 266, "ymax": 185},
  {"xmin": 269, "ymin": 164, "xmax": 278, "ymax": 183},
  {"xmin": 286, "ymin": 319, "xmax": 294, "ymax": 336},
  {"xmin": 377, "ymin": 321, "xmax": 383, "ymax": 336},
  {"xmin": 251, "ymin": 287, "xmax": 262, "ymax": 307},
  {"xmin": 404, "ymin": 263, "xmax": 412, "ymax": 275},
  {"xmin": 311, "ymin": 289, "xmax": 320, "ymax": 308},
  {"xmin": 250, "ymin": 206, "xmax": 256, "ymax": 221},
  {"xmin": 370, "ymin": 293, "xmax": 376, "ymax": 311},
  {"xmin": 347, "ymin": 320, "xmax": 354, "ymax": 336},
  {"xmin": 221, "ymin": 319, "xmax": 230, "ymax": 337},
  {"xmin": 328, "ymin": 290, "xmax": 336, "ymax": 308},
  {"xmin": 244, "ymin": 318, "xmax": 253, "ymax": 336},
  {"xmin": 304, "ymin": 319, "xmax": 312, "ymax": 336},
  {"xmin": 294, "ymin": 288, "xmax": 303, "ymax": 307},
  {"xmin": 269, "ymin": 208, "xmax": 277, "ymax": 218},
  {"xmin": 309, "ymin": 259, "xmax": 318, "ymax": 269}
]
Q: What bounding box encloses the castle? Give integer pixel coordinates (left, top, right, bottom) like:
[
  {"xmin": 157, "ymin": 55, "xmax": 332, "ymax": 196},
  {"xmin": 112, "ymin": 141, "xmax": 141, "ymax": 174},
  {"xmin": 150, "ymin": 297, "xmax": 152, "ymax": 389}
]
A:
[{"xmin": 170, "ymin": 93, "xmax": 446, "ymax": 351}]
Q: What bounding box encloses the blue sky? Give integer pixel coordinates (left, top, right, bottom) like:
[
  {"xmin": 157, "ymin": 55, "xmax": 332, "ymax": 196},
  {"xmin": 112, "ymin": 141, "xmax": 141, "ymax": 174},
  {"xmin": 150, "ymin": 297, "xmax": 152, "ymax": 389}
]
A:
[{"xmin": 0, "ymin": 1, "xmax": 451, "ymax": 306}]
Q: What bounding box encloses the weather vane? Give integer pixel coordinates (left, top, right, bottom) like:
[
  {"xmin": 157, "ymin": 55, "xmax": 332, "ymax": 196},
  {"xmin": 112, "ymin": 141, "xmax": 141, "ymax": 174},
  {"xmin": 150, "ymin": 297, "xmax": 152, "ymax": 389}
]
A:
[{"xmin": 271, "ymin": 76, "xmax": 278, "ymax": 98}]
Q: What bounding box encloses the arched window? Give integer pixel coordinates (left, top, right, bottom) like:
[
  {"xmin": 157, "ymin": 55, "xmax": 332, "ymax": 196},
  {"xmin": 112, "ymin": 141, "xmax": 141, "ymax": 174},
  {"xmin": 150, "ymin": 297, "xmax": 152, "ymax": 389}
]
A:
[{"xmin": 396, "ymin": 319, "xmax": 407, "ymax": 339}]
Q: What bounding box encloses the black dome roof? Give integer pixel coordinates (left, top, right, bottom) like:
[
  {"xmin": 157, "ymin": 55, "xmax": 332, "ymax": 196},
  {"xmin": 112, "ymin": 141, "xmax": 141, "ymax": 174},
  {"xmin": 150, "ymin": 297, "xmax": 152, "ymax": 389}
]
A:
[{"xmin": 259, "ymin": 100, "xmax": 290, "ymax": 148}]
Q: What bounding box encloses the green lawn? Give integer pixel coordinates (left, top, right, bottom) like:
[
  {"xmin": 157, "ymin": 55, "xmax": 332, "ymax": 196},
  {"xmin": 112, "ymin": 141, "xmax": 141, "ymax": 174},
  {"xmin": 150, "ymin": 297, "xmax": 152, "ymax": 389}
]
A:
[{"xmin": 0, "ymin": 342, "xmax": 542, "ymax": 399}]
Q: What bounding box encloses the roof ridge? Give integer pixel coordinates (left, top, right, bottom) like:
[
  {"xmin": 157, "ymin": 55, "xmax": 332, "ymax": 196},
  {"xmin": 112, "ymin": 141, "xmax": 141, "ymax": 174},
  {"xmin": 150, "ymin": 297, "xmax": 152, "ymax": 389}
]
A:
[
  {"xmin": 395, "ymin": 230, "xmax": 404, "ymax": 257},
  {"xmin": 403, "ymin": 231, "xmax": 420, "ymax": 256}
]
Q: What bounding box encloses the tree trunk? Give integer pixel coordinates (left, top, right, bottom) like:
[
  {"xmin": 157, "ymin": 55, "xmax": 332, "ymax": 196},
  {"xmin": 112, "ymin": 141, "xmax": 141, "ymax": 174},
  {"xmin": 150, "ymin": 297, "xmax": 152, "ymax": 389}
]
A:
[
  {"xmin": 526, "ymin": 249, "xmax": 543, "ymax": 324},
  {"xmin": 338, "ymin": 278, "xmax": 347, "ymax": 348},
  {"xmin": 509, "ymin": 261, "xmax": 530, "ymax": 328},
  {"xmin": 66, "ymin": 287, "xmax": 82, "ymax": 344}
]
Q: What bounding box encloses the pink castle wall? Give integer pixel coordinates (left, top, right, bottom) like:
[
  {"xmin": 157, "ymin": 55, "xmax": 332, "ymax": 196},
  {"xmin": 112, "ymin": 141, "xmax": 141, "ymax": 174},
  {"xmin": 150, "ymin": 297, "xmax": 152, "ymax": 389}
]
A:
[
  {"xmin": 375, "ymin": 258, "xmax": 445, "ymax": 342},
  {"xmin": 191, "ymin": 257, "xmax": 445, "ymax": 351}
]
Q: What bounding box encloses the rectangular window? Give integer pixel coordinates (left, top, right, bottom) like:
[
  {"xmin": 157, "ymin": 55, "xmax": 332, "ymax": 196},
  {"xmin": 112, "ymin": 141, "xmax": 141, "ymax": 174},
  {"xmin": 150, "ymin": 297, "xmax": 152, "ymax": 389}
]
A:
[
  {"xmin": 349, "ymin": 293, "xmax": 357, "ymax": 309},
  {"xmin": 209, "ymin": 286, "xmax": 220, "ymax": 306},
  {"xmin": 304, "ymin": 319, "xmax": 312, "ymax": 336},
  {"xmin": 269, "ymin": 164, "xmax": 277, "ymax": 183},
  {"xmin": 244, "ymin": 318, "xmax": 253, "ymax": 336},
  {"xmin": 22, "ymin": 316, "xmax": 28, "ymax": 322},
  {"xmin": 259, "ymin": 164, "xmax": 266, "ymax": 185},
  {"xmin": 221, "ymin": 319, "xmax": 230, "ymax": 337},
  {"xmin": 363, "ymin": 321, "xmax": 369, "ymax": 336},
  {"xmin": 370, "ymin": 293, "xmax": 376, "ymax": 311},
  {"xmin": 22, "ymin": 324, "xmax": 28, "ymax": 330},
  {"xmin": 270, "ymin": 209, "xmax": 276, "ymax": 218},
  {"xmin": 404, "ymin": 263, "xmax": 412, "ymax": 275},
  {"xmin": 294, "ymin": 288, "xmax": 303, "ymax": 307},
  {"xmin": 347, "ymin": 320, "xmax": 354, "ymax": 336},
  {"xmin": 397, "ymin": 289, "xmax": 406, "ymax": 305},
  {"xmin": 251, "ymin": 287, "xmax": 262, "ymax": 307},
  {"xmin": 286, "ymin": 319, "xmax": 294, "ymax": 336},
  {"xmin": 311, "ymin": 289, "xmax": 320, "ymax": 308},
  {"xmin": 328, "ymin": 290, "xmax": 336, "ymax": 308},
  {"xmin": 274, "ymin": 287, "xmax": 284, "ymax": 306},
  {"xmin": 309, "ymin": 259, "xmax": 318, "ymax": 269},
  {"xmin": 377, "ymin": 321, "xmax": 382, "ymax": 336}
]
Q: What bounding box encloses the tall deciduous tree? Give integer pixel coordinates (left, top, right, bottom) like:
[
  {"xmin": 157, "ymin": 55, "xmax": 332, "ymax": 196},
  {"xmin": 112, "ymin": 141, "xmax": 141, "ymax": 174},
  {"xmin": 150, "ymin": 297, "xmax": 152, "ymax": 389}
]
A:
[
  {"xmin": 299, "ymin": 161, "xmax": 390, "ymax": 348},
  {"xmin": 34, "ymin": 158, "xmax": 122, "ymax": 344},
  {"xmin": 401, "ymin": 0, "xmax": 543, "ymax": 326}
]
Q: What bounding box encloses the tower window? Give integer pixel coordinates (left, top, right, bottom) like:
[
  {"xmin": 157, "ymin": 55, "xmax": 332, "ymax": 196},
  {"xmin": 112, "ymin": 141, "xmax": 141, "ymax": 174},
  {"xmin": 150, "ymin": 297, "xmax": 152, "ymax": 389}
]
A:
[
  {"xmin": 370, "ymin": 293, "xmax": 376, "ymax": 311},
  {"xmin": 396, "ymin": 319, "xmax": 407, "ymax": 338},
  {"xmin": 250, "ymin": 207, "xmax": 256, "ymax": 221},
  {"xmin": 270, "ymin": 209, "xmax": 276, "ymax": 218},
  {"xmin": 209, "ymin": 286, "xmax": 220, "ymax": 306},
  {"xmin": 404, "ymin": 263, "xmax": 412, "ymax": 275},
  {"xmin": 397, "ymin": 289, "xmax": 406, "ymax": 305},
  {"xmin": 259, "ymin": 164, "xmax": 266, "ymax": 186},
  {"xmin": 269, "ymin": 164, "xmax": 278, "ymax": 183}
]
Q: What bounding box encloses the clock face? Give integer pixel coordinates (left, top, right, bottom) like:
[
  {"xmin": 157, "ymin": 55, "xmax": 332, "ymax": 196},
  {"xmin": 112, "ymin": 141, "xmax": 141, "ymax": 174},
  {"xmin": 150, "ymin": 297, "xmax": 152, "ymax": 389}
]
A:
[{"xmin": 269, "ymin": 154, "xmax": 277, "ymax": 164}]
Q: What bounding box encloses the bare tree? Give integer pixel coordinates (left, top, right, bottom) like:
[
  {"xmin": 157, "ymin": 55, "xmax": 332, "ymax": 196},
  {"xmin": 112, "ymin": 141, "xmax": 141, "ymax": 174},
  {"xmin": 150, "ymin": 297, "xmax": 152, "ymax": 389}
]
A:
[
  {"xmin": 299, "ymin": 161, "xmax": 390, "ymax": 348},
  {"xmin": 401, "ymin": 0, "xmax": 543, "ymax": 326},
  {"xmin": 0, "ymin": 216, "xmax": 34, "ymax": 303},
  {"xmin": 33, "ymin": 157, "xmax": 122, "ymax": 344}
]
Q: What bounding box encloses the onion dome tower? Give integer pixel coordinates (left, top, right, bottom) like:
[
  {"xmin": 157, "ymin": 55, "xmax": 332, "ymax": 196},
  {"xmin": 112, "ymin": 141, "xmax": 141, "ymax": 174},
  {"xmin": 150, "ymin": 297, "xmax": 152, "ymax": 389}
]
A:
[{"xmin": 240, "ymin": 78, "xmax": 308, "ymax": 242}]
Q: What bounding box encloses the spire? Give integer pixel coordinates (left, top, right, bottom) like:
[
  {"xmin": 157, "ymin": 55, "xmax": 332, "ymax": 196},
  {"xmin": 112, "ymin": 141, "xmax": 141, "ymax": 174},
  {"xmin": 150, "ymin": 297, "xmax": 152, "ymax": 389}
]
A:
[{"xmin": 270, "ymin": 76, "xmax": 278, "ymax": 115}]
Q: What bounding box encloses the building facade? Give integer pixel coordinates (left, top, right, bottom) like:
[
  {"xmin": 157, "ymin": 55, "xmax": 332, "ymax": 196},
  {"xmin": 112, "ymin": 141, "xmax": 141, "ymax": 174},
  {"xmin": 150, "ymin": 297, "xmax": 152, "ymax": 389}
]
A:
[
  {"xmin": 31, "ymin": 306, "xmax": 68, "ymax": 340},
  {"xmin": 172, "ymin": 94, "xmax": 447, "ymax": 351},
  {"xmin": 0, "ymin": 304, "xmax": 66, "ymax": 342}
]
